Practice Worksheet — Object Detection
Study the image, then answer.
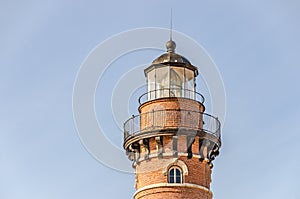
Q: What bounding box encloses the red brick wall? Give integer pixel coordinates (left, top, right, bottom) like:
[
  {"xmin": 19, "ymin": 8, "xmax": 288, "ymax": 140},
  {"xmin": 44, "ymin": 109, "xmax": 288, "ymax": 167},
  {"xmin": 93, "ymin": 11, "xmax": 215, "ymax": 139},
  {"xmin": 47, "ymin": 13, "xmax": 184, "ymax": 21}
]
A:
[
  {"xmin": 135, "ymin": 135, "xmax": 212, "ymax": 199},
  {"xmin": 135, "ymin": 185, "xmax": 212, "ymax": 199},
  {"xmin": 139, "ymin": 98, "xmax": 205, "ymax": 132},
  {"xmin": 132, "ymin": 99, "xmax": 213, "ymax": 199},
  {"xmin": 139, "ymin": 98, "xmax": 205, "ymax": 114},
  {"xmin": 135, "ymin": 155, "xmax": 211, "ymax": 190}
]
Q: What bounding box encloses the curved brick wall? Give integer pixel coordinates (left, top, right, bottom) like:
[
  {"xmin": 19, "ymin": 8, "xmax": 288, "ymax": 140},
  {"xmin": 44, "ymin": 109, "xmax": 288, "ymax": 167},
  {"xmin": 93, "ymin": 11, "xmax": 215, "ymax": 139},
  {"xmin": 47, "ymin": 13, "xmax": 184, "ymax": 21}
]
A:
[
  {"xmin": 134, "ymin": 135, "xmax": 213, "ymax": 199},
  {"xmin": 139, "ymin": 98, "xmax": 205, "ymax": 132},
  {"xmin": 135, "ymin": 184, "xmax": 212, "ymax": 199},
  {"xmin": 139, "ymin": 98, "xmax": 205, "ymax": 113},
  {"xmin": 135, "ymin": 156, "xmax": 211, "ymax": 190},
  {"xmin": 124, "ymin": 98, "xmax": 217, "ymax": 199}
]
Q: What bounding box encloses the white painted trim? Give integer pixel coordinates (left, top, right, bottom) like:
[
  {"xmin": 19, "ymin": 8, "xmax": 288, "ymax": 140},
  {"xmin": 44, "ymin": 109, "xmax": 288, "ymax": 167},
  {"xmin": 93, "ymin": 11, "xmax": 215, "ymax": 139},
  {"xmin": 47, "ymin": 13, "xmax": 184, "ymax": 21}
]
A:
[
  {"xmin": 162, "ymin": 159, "xmax": 188, "ymax": 176},
  {"xmin": 134, "ymin": 183, "xmax": 212, "ymax": 197}
]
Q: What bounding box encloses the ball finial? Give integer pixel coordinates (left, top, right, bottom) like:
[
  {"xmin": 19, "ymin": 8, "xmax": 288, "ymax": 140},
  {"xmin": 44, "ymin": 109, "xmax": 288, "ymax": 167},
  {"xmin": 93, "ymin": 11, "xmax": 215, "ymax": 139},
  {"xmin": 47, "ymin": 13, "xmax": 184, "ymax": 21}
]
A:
[{"xmin": 166, "ymin": 40, "xmax": 176, "ymax": 52}]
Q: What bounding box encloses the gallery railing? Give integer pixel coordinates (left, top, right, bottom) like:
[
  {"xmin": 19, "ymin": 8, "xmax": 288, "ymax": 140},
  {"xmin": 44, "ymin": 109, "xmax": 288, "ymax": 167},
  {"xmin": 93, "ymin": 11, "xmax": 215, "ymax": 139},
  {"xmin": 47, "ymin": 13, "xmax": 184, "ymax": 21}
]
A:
[
  {"xmin": 124, "ymin": 109, "xmax": 221, "ymax": 142},
  {"xmin": 138, "ymin": 88, "xmax": 205, "ymax": 105}
]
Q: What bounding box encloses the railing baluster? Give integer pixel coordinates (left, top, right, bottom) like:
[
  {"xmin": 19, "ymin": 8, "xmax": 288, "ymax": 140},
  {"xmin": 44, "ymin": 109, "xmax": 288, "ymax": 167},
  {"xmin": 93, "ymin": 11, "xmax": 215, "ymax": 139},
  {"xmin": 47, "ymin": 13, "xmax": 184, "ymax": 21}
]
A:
[{"xmin": 152, "ymin": 110, "xmax": 154, "ymax": 127}]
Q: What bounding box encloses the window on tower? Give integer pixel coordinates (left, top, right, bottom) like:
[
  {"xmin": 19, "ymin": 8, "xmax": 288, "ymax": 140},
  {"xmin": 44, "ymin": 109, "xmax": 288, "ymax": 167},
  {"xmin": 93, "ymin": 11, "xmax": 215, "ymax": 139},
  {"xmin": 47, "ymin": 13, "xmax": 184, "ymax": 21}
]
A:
[{"xmin": 168, "ymin": 166, "xmax": 183, "ymax": 184}]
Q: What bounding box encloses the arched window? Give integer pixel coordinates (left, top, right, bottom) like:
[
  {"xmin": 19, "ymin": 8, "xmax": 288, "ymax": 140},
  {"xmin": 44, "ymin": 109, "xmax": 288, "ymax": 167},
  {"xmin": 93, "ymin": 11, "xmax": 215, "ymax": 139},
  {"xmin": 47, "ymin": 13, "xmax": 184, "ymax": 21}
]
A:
[{"xmin": 168, "ymin": 167, "xmax": 183, "ymax": 183}]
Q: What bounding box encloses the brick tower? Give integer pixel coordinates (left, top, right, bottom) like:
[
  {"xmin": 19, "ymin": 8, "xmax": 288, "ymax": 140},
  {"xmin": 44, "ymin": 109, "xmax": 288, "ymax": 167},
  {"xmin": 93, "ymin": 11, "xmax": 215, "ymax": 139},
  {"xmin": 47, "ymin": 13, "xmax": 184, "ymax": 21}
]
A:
[{"xmin": 123, "ymin": 39, "xmax": 221, "ymax": 199}]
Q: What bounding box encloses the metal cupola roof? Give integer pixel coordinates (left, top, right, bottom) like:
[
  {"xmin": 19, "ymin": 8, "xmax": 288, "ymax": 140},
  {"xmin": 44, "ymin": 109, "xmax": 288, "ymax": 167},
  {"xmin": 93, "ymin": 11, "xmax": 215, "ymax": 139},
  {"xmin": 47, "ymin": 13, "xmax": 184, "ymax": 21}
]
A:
[
  {"xmin": 146, "ymin": 39, "xmax": 199, "ymax": 77},
  {"xmin": 152, "ymin": 40, "xmax": 192, "ymax": 65}
]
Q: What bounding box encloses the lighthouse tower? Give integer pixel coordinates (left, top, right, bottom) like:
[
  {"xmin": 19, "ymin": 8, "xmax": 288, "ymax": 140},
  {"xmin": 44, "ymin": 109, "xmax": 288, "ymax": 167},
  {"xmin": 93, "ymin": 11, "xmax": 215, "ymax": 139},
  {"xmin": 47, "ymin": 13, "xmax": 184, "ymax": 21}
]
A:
[{"xmin": 123, "ymin": 39, "xmax": 221, "ymax": 199}]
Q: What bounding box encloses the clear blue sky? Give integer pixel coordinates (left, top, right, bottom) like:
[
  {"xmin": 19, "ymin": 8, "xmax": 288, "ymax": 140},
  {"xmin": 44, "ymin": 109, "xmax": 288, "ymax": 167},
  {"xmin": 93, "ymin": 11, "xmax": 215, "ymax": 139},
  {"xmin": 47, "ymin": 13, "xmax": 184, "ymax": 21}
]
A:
[{"xmin": 1, "ymin": 0, "xmax": 300, "ymax": 198}]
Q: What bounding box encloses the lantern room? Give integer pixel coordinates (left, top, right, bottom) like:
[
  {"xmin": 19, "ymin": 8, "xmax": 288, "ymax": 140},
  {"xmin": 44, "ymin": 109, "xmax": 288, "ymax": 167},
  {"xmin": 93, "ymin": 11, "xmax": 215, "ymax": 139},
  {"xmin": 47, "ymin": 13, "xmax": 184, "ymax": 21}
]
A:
[{"xmin": 143, "ymin": 40, "xmax": 199, "ymax": 102}]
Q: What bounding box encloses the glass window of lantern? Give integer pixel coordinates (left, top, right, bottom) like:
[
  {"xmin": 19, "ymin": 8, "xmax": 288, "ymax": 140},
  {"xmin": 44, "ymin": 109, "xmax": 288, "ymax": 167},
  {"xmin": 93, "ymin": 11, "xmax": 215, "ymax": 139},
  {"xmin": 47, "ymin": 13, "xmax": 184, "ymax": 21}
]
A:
[
  {"xmin": 156, "ymin": 66, "xmax": 169, "ymax": 98},
  {"xmin": 147, "ymin": 69, "xmax": 156, "ymax": 100},
  {"xmin": 169, "ymin": 67, "xmax": 184, "ymax": 97},
  {"xmin": 185, "ymin": 68, "xmax": 195, "ymax": 99}
]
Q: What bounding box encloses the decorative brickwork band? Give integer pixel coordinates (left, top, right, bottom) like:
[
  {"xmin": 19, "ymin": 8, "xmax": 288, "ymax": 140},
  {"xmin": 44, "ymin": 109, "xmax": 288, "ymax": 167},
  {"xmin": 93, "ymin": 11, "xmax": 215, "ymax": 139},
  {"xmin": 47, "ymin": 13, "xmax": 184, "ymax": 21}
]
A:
[{"xmin": 134, "ymin": 183, "xmax": 212, "ymax": 199}]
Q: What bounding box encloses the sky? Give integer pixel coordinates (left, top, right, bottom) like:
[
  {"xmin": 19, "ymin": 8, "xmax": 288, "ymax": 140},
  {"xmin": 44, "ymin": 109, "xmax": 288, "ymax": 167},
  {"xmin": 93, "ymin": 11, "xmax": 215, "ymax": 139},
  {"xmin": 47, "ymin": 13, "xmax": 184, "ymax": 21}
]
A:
[{"xmin": 1, "ymin": 0, "xmax": 300, "ymax": 199}]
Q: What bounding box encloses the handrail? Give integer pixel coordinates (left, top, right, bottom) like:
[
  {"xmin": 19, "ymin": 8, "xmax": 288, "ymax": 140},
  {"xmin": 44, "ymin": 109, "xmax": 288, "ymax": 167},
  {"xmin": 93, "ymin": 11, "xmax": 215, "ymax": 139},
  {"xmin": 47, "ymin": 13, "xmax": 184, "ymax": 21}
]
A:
[
  {"xmin": 138, "ymin": 88, "xmax": 205, "ymax": 105},
  {"xmin": 124, "ymin": 109, "xmax": 221, "ymax": 142}
]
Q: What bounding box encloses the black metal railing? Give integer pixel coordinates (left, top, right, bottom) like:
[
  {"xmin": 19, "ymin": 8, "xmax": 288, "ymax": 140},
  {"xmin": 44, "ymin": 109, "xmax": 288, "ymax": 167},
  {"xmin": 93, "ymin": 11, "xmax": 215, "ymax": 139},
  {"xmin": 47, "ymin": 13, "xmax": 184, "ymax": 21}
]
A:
[
  {"xmin": 138, "ymin": 88, "xmax": 205, "ymax": 105},
  {"xmin": 124, "ymin": 109, "xmax": 220, "ymax": 141}
]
